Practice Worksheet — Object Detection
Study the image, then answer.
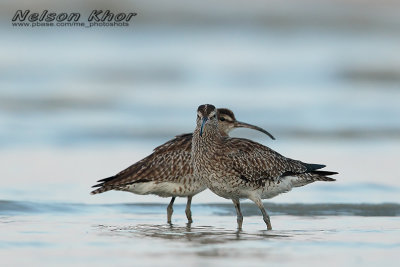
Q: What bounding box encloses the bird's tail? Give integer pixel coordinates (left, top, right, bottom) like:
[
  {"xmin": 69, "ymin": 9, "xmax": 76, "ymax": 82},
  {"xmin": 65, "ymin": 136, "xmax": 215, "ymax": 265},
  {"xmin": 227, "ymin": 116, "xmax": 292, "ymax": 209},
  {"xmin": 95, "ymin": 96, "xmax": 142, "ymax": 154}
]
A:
[
  {"xmin": 292, "ymin": 170, "xmax": 337, "ymax": 187},
  {"xmin": 90, "ymin": 187, "xmax": 110, "ymax": 195},
  {"xmin": 310, "ymin": 170, "xmax": 337, "ymax": 181},
  {"xmin": 90, "ymin": 176, "xmax": 116, "ymax": 195}
]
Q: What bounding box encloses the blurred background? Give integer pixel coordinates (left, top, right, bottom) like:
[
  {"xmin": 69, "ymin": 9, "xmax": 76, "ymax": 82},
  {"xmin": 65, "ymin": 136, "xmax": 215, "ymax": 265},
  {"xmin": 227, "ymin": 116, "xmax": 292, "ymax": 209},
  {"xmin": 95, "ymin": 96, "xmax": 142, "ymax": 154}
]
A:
[{"xmin": 1, "ymin": 0, "xmax": 399, "ymax": 204}]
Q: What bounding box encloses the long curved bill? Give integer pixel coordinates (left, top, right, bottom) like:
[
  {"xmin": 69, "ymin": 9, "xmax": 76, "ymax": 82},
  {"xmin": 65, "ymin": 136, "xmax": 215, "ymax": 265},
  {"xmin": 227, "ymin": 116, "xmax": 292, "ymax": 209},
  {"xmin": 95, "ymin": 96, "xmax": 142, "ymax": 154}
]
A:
[
  {"xmin": 200, "ymin": 117, "xmax": 208, "ymax": 137},
  {"xmin": 234, "ymin": 121, "xmax": 275, "ymax": 140}
]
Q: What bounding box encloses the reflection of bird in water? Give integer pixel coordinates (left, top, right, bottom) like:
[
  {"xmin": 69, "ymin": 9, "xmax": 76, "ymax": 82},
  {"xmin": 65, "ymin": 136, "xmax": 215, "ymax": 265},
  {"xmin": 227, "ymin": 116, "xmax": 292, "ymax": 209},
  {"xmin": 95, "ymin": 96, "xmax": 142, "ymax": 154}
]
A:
[
  {"xmin": 98, "ymin": 223, "xmax": 286, "ymax": 243},
  {"xmin": 91, "ymin": 108, "xmax": 275, "ymax": 223},
  {"xmin": 192, "ymin": 104, "xmax": 337, "ymax": 230}
]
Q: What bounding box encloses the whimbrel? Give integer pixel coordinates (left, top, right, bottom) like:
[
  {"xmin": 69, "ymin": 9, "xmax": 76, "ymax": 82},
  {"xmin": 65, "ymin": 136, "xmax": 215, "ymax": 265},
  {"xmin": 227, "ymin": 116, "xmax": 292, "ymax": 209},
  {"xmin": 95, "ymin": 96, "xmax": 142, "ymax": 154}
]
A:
[
  {"xmin": 192, "ymin": 104, "xmax": 337, "ymax": 230},
  {"xmin": 91, "ymin": 108, "xmax": 275, "ymax": 223}
]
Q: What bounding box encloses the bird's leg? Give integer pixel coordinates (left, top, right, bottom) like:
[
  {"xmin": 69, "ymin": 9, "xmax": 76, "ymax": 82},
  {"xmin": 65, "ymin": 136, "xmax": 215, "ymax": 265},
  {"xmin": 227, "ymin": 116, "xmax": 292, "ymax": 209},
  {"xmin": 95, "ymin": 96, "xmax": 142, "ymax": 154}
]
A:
[
  {"xmin": 251, "ymin": 197, "xmax": 272, "ymax": 230},
  {"xmin": 232, "ymin": 199, "xmax": 243, "ymax": 229},
  {"xmin": 185, "ymin": 196, "xmax": 193, "ymax": 223},
  {"xmin": 167, "ymin": 197, "xmax": 176, "ymax": 224}
]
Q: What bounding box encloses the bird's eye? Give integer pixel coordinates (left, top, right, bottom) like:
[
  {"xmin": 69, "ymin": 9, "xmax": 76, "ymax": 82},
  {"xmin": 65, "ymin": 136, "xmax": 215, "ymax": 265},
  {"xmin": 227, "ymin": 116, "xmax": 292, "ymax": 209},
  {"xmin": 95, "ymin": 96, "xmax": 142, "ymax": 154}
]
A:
[{"xmin": 219, "ymin": 117, "xmax": 225, "ymax": 121}]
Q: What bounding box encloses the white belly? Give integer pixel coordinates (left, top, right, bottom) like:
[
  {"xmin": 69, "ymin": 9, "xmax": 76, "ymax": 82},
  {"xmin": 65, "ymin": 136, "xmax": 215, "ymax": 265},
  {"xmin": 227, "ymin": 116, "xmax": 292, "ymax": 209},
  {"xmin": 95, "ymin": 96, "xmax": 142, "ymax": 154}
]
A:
[
  {"xmin": 120, "ymin": 181, "xmax": 206, "ymax": 198},
  {"xmin": 259, "ymin": 176, "xmax": 306, "ymax": 199},
  {"xmin": 206, "ymin": 175, "xmax": 305, "ymax": 200}
]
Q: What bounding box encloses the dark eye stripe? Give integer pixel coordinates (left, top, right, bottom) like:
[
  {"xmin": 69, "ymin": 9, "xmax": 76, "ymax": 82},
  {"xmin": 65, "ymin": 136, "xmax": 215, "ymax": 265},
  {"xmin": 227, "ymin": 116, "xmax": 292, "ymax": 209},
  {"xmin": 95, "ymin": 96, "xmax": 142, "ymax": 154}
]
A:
[{"xmin": 220, "ymin": 117, "xmax": 234, "ymax": 122}]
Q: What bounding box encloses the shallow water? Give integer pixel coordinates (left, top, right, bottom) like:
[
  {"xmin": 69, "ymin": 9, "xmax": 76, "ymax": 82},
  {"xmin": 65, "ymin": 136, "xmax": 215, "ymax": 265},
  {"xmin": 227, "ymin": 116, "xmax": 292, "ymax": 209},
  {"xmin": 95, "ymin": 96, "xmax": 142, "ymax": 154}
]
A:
[{"xmin": 1, "ymin": 201, "xmax": 399, "ymax": 267}]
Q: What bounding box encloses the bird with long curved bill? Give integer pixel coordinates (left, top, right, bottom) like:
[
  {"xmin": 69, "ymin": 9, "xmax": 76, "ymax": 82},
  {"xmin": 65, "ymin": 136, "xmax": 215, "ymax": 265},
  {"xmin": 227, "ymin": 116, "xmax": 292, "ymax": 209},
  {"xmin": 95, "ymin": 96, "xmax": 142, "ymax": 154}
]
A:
[
  {"xmin": 192, "ymin": 104, "xmax": 337, "ymax": 230},
  {"xmin": 91, "ymin": 108, "xmax": 275, "ymax": 223}
]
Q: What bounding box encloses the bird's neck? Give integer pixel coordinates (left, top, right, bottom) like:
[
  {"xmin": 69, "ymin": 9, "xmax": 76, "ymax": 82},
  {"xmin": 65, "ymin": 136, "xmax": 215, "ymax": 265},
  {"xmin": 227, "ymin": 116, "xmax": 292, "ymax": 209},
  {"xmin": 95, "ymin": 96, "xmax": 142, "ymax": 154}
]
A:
[{"xmin": 192, "ymin": 123, "xmax": 222, "ymax": 155}]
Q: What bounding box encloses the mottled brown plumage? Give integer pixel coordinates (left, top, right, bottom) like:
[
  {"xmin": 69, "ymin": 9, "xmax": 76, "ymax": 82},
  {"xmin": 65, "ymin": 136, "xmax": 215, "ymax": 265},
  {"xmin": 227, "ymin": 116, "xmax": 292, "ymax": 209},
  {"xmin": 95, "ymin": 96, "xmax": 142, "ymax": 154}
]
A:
[
  {"xmin": 192, "ymin": 104, "xmax": 337, "ymax": 230},
  {"xmin": 91, "ymin": 108, "xmax": 275, "ymax": 223}
]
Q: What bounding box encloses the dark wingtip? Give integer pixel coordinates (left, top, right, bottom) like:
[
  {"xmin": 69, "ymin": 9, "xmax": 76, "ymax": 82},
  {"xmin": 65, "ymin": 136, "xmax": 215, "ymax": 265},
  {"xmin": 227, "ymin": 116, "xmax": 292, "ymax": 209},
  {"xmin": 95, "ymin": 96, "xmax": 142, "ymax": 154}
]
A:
[
  {"xmin": 322, "ymin": 176, "xmax": 336, "ymax": 182},
  {"xmin": 311, "ymin": 170, "xmax": 339, "ymax": 176},
  {"xmin": 96, "ymin": 176, "xmax": 115, "ymax": 183},
  {"xmin": 91, "ymin": 175, "xmax": 116, "ymax": 189},
  {"xmin": 304, "ymin": 163, "xmax": 326, "ymax": 172}
]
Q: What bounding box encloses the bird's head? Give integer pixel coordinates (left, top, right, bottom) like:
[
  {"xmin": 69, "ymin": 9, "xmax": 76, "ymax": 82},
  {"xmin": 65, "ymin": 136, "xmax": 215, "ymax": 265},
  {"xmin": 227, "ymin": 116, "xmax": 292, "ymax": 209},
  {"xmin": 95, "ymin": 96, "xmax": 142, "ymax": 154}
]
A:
[
  {"xmin": 197, "ymin": 104, "xmax": 218, "ymax": 137},
  {"xmin": 217, "ymin": 108, "xmax": 275, "ymax": 140}
]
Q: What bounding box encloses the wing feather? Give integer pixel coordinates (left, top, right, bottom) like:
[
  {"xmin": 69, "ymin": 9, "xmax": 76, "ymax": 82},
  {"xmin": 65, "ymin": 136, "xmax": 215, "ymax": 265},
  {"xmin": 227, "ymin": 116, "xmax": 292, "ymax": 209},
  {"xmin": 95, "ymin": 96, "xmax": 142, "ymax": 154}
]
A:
[
  {"xmin": 222, "ymin": 138, "xmax": 309, "ymax": 182},
  {"xmin": 91, "ymin": 134, "xmax": 193, "ymax": 194}
]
